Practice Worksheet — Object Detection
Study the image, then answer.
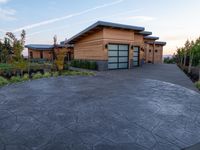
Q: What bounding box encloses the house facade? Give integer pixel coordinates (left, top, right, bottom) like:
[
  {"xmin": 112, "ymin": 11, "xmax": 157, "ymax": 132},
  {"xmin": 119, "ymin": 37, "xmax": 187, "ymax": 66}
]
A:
[
  {"xmin": 26, "ymin": 21, "xmax": 166, "ymax": 70},
  {"xmin": 25, "ymin": 44, "xmax": 74, "ymax": 61},
  {"xmin": 66, "ymin": 21, "xmax": 166, "ymax": 70}
]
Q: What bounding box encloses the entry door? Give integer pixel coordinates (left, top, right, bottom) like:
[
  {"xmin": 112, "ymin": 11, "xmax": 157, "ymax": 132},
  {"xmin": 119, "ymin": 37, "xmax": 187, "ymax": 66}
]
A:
[
  {"xmin": 108, "ymin": 44, "xmax": 129, "ymax": 69},
  {"xmin": 133, "ymin": 47, "xmax": 140, "ymax": 67}
]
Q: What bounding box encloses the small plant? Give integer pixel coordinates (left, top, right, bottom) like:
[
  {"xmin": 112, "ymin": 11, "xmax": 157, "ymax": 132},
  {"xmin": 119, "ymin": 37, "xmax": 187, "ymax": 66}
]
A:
[
  {"xmin": 0, "ymin": 76, "xmax": 9, "ymax": 86},
  {"xmin": 52, "ymin": 72, "xmax": 59, "ymax": 77},
  {"xmin": 22, "ymin": 74, "xmax": 29, "ymax": 81},
  {"xmin": 32, "ymin": 72, "xmax": 43, "ymax": 79},
  {"xmin": 195, "ymin": 81, "xmax": 200, "ymax": 90},
  {"xmin": 43, "ymin": 72, "xmax": 51, "ymax": 78},
  {"xmin": 10, "ymin": 76, "xmax": 22, "ymax": 83}
]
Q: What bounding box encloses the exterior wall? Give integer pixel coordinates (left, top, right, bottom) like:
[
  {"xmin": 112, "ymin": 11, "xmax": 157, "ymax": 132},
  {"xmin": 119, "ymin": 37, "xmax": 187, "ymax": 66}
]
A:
[
  {"xmin": 154, "ymin": 45, "xmax": 163, "ymax": 63},
  {"xmin": 28, "ymin": 47, "xmax": 74, "ymax": 61},
  {"xmin": 28, "ymin": 49, "xmax": 52, "ymax": 60},
  {"xmin": 74, "ymin": 30, "xmax": 105, "ymax": 60},
  {"xmin": 143, "ymin": 38, "xmax": 164, "ymax": 64}
]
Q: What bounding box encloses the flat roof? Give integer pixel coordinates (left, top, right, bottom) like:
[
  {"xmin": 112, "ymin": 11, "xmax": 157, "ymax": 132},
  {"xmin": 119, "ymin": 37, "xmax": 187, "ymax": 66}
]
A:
[
  {"xmin": 144, "ymin": 36, "xmax": 159, "ymax": 40},
  {"xmin": 25, "ymin": 44, "xmax": 54, "ymax": 50},
  {"xmin": 67, "ymin": 21, "xmax": 145, "ymax": 44},
  {"xmin": 146, "ymin": 41, "xmax": 167, "ymax": 46},
  {"xmin": 25, "ymin": 44, "xmax": 65, "ymax": 50}
]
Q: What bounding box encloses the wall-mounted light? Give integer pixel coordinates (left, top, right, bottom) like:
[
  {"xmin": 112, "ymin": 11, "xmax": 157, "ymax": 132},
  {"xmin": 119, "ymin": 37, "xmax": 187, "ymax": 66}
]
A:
[
  {"xmin": 131, "ymin": 45, "xmax": 134, "ymax": 50},
  {"xmin": 105, "ymin": 44, "xmax": 108, "ymax": 49}
]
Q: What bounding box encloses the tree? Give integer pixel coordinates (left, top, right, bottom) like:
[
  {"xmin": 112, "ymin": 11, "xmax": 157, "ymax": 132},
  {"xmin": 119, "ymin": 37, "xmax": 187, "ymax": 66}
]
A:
[
  {"xmin": 184, "ymin": 40, "xmax": 190, "ymax": 66},
  {"xmin": 6, "ymin": 30, "xmax": 26, "ymax": 61}
]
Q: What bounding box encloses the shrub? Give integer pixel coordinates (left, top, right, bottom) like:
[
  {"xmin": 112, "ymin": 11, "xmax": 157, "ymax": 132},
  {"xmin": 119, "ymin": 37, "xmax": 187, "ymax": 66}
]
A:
[
  {"xmin": 10, "ymin": 76, "xmax": 22, "ymax": 83},
  {"xmin": 22, "ymin": 74, "xmax": 29, "ymax": 81},
  {"xmin": 0, "ymin": 76, "xmax": 9, "ymax": 86},
  {"xmin": 52, "ymin": 72, "xmax": 59, "ymax": 77},
  {"xmin": 43, "ymin": 72, "xmax": 51, "ymax": 78},
  {"xmin": 70, "ymin": 60, "xmax": 97, "ymax": 70},
  {"xmin": 195, "ymin": 81, "xmax": 200, "ymax": 90},
  {"xmin": 32, "ymin": 72, "xmax": 43, "ymax": 79}
]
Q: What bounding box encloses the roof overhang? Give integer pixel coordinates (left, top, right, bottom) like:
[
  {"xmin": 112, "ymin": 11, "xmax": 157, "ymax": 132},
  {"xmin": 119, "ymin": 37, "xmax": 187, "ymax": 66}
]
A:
[
  {"xmin": 144, "ymin": 36, "xmax": 159, "ymax": 40},
  {"xmin": 25, "ymin": 44, "xmax": 54, "ymax": 50},
  {"xmin": 145, "ymin": 41, "xmax": 167, "ymax": 46},
  {"xmin": 139, "ymin": 31, "xmax": 152, "ymax": 36},
  {"xmin": 155, "ymin": 41, "xmax": 167, "ymax": 46},
  {"xmin": 67, "ymin": 21, "xmax": 145, "ymax": 44}
]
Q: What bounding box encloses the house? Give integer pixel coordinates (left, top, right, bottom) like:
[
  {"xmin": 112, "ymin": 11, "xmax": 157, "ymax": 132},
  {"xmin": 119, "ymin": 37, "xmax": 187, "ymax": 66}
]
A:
[
  {"xmin": 66, "ymin": 21, "xmax": 166, "ymax": 70},
  {"xmin": 25, "ymin": 44, "xmax": 74, "ymax": 61}
]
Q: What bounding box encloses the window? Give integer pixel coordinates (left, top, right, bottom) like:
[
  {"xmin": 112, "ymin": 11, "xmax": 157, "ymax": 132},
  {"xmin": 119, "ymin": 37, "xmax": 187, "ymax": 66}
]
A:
[
  {"xmin": 40, "ymin": 51, "xmax": 43, "ymax": 59},
  {"xmin": 149, "ymin": 50, "xmax": 151, "ymax": 53},
  {"xmin": 29, "ymin": 51, "xmax": 33, "ymax": 59}
]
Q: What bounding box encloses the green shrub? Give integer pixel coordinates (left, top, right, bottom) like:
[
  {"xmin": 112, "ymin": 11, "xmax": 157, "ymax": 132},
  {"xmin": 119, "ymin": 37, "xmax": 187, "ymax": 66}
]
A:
[
  {"xmin": 10, "ymin": 76, "xmax": 22, "ymax": 83},
  {"xmin": 22, "ymin": 74, "xmax": 29, "ymax": 81},
  {"xmin": 70, "ymin": 60, "xmax": 97, "ymax": 70},
  {"xmin": 32, "ymin": 72, "xmax": 43, "ymax": 79},
  {"xmin": 0, "ymin": 76, "xmax": 9, "ymax": 86},
  {"xmin": 43, "ymin": 72, "xmax": 51, "ymax": 78},
  {"xmin": 195, "ymin": 81, "xmax": 200, "ymax": 90},
  {"xmin": 52, "ymin": 72, "xmax": 59, "ymax": 77}
]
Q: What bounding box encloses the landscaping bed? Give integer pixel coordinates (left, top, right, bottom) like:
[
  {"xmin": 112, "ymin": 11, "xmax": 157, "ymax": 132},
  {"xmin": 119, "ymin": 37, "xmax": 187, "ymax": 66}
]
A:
[{"xmin": 0, "ymin": 70, "xmax": 95, "ymax": 87}]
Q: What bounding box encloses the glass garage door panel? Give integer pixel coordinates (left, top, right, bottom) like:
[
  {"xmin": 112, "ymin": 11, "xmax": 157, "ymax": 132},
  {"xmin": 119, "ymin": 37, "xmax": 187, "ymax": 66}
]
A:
[
  {"xmin": 108, "ymin": 63, "xmax": 118, "ymax": 69},
  {"xmin": 108, "ymin": 50, "xmax": 118, "ymax": 57},
  {"xmin": 119, "ymin": 51, "xmax": 128, "ymax": 56},
  {"xmin": 108, "ymin": 57, "xmax": 118, "ymax": 63},
  {"xmin": 108, "ymin": 44, "xmax": 118, "ymax": 50},
  {"xmin": 119, "ymin": 45, "xmax": 129, "ymax": 51},
  {"xmin": 119, "ymin": 57, "xmax": 128, "ymax": 62},
  {"xmin": 119, "ymin": 63, "xmax": 128, "ymax": 69}
]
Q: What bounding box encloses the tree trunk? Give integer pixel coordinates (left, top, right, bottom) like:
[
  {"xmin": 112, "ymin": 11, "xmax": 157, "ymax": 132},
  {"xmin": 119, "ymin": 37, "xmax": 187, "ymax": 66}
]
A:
[
  {"xmin": 184, "ymin": 51, "xmax": 187, "ymax": 66},
  {"xmin": 188, "ymin": 52, "xmax": 193, "ymax": 74},
  {"xmin": 199, "ymin": 67, "xmax": 200, "ymax": 81}
]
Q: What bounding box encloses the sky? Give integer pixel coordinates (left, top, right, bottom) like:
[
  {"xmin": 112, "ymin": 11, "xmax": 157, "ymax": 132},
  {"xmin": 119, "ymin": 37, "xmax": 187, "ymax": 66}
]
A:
[{"xmin": 0, "ymin": 0, "xmax": 200, "ymax": 56}]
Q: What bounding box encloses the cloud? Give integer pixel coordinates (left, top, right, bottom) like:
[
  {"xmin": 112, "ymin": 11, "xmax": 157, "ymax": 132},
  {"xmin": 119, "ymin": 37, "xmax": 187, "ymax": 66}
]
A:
[
  {"xmin": 118, "ymin": 15, "xmax": 156, "ymax": 22},
  {"xmin": 0, "ymin": 0, "xmax": 9, "ymax": 4},
  {"xmin": 0, "ymin": 7, "xmax": 16, "ymax": 21},
  {"xmin": 26, "ymin": 9, "xmax": 142, "ymax": 38},
  {"xmin": 13, "ymin": 0, "xmax": 124, "ymax": 33}
]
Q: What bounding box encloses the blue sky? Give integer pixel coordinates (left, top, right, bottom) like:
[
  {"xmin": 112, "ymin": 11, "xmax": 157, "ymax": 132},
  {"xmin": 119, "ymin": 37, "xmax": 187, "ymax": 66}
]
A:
[{"xmin": 0, "ymin": 0, "xmax": 200, "ymax": 55}]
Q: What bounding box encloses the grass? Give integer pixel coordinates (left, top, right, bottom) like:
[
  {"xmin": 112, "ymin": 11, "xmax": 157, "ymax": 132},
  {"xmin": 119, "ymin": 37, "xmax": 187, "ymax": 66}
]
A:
[
  {"xmin": 0, "ymin": 70, "xmax": 95, "ymax": 87},
  {"xmin": 61, "ymin": 70, "xmax": 95, "ymax": 76}
]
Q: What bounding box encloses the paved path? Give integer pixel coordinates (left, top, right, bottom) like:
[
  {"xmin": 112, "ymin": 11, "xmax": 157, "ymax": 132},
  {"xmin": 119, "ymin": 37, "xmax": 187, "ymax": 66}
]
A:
[{"xmin": 0, "ymin": 64, "xmax": 200, "ymax": 150}]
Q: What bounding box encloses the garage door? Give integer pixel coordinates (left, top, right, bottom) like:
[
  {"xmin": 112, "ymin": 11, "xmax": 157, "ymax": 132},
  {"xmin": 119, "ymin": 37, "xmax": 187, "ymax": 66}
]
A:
[
  {"xmin": 133, "ymin": 47, "xmax": 140, "ymax": 67},
  {"xmin": 108, "ymin": 44, "xmax": 129, "ymax": 69}
]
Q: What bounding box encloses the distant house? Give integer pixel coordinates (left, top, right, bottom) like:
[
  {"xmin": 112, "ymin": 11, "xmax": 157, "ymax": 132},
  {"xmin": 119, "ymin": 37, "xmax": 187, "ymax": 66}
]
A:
[
  {"xmin": 25, "ymin": 44, "xmax": 74, "ymax": 61},
  {"xmin": 27, "ymin": 21, "xmax": 166, "ymax": 70},
  {"xmin": 65, "ymin": 21, "xmax": 166, "ymax": 70}
]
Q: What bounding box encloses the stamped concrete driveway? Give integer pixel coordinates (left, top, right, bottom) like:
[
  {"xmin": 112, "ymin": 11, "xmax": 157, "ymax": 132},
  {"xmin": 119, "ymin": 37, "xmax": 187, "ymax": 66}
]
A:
[{"xmin": 0, "ymin": 64, "xmax": 200, "ymax": 150}]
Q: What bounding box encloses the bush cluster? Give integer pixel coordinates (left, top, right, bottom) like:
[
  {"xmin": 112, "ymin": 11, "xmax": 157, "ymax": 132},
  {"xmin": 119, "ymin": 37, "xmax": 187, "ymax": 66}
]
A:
[
  {"xmin": 0, "ymin": 70, "xmax": 95, "ymax": 87},
  {"xmin": 195, "ymin": 81, "xmax": 200, "ymax": 90},
  {"xmin": 71, "ymin": 60, "xmax": 97, "ymax": 70}
]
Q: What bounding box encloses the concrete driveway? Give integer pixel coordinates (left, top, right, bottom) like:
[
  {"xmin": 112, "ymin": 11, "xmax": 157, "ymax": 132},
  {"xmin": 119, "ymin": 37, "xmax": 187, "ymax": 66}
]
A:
[{"xmin": 0, "ymin": 64, "xmax": 200, "ymax": 150}]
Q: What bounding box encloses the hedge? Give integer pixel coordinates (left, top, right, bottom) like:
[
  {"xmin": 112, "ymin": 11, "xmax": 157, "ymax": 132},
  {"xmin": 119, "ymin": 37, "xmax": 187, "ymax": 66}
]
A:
[{"xmin": 71, "ymin": 60, "xmax": 97, "ymax": 70}]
